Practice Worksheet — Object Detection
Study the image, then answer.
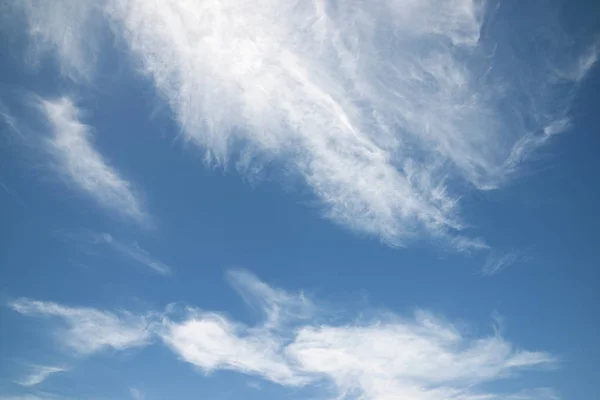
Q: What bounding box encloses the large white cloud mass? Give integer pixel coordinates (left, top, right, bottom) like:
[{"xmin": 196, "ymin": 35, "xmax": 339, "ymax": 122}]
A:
[{"xmin": 10, "ymin": 0, "xmax": 598, "ymax": 247}]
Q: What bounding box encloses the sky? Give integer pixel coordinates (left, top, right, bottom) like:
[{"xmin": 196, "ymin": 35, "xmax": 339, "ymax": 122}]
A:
[{"xmin": 0, "ymin": 0, "xmax": 599, "ymax": 399}]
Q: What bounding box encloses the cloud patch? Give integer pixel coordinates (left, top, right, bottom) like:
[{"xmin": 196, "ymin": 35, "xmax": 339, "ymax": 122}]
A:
[
  {"xmin": 16, "ymin": 0, "xmax": 102, "ymax": 82},
  {"xmin": 0, "ymin": 396, "xmax": 47, "ymax": 400},
  {"xmin": 483, "ymin": 250, "xmax": 522, "ymax": 276},
  {"xmin": 15, "ymin": 365, "xmax": 68, "ymax": 387},
  {"xmin": 129, "ymin": 388, "xmax": 144, "ymax": 400},
  {"xmin": 10, "ymin": 298, "xmax": 152, "ymax": 356},
  {"xmin": 37, "ymin": 96, "xmax": 149, "ymax": 225},
  {"xmin": 10, "ymin": 271, "xmax": 558, "ymax": 400},
  {"xmin": 95, "ymin": 233, "xmax": 172, "ymax": 275}
]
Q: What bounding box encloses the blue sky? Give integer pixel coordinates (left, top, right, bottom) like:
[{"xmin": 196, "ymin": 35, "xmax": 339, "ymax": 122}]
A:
[{"xmin": 0, "ymin": 0, "xmax": 599, "ymax": 399}]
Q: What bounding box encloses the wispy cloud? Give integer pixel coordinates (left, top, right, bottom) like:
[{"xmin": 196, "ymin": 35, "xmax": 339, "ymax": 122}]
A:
[
  {"xmin": 9, "ymin": 0, "xmax": 596, "ymax": 249},
  {"xmin": 129, "ymin": 388, "xmax": 144, "ymax": 400},
  {"xmin": 0, "ymin": 396, "xmax": 46, "ymax": 400},
  {"xmin": 164, "ymin": 313, "xmax": 305, "ymax": 386},
  {"xmin": 0, "ymin": 392, "xmax": 72, "ymax": 400},
  {"xmin": 95, "ymin": 233, "xmax": 172, "ymax": 275},
  {"xmin": 483, "ymin": 250, "xmax": 522, "ymax": 276},
  {"xmin": 563, "ymin": 39, "xmax": 599, "ymax": 82},
  {"xmin": 10, "ymin": 298, "xmax": 152, "ymax": 355},
  {"xmin": 16, "ymin": 365, "xmax": 68, "ymax": 387},
  {"xmin": 0, "ymin": 101, "xmax": 26, "ymax": 142},
  {"xmin": 16, "ymin": 0, "xmax": 101, "ymax": 82},
  {"xmin": 10, "ymin": 271, "xmax": 558, "ymax": 400},
  {"xmin": 0, "ymin": 181, "xmax": 28, "ymax": 208},
  {"xmin": 502, "ymin": 389, "xmax": 561, "ymax": 400},
  {"xmin": 161, "ymin": 272, "xmax": 556, "ymax": 400},
  {"xmin": 226, "ymin": 269, "xmax": 314, "ymax": 328},
  {"xmin": 37, "ymin": 96, "xmax": 149, "ymax": 225}
]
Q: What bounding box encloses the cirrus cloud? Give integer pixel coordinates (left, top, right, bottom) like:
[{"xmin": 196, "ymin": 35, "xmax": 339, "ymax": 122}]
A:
[
  {"xmin": 9, "ymin": 271, "xmax": 559, "ymax": 400},
  {"xmin": 8, "ymin": 0, "xmax": 598, "ymax": 248},
  {"xmin": 15, "ymin": 365, "xmax": 69, "ymax": 387},
  {"xmin": 10, "ymin": 298, "xmax": 152, "ymax": 356},
  {"xmin": 38, "ymin": 97, "xmax": 150, "ymax": 225}
]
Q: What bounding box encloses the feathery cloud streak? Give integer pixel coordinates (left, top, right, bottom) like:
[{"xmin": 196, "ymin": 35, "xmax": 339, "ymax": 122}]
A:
[
  {"xmin": 483, "ymin": 250, "xmax": 522, "ymax": 276},
  {"xmin": 11, "ymin": 271, "xmax": 558, "ymax": 400},
  {"xmin": 38, "ymin": 97, "xmax": 148, "ymax": 224},
  {"xmin": 15, "ymin": 365, "xmax": 68, "ymax": 387},
  {"xmin": 10, "ymin": 298, "xmax": 151, "ymax": 355},
  {"xmin": 96, "ymin": 233, "xmax": 172, "ymax": 275},
  {"xmin": 18, "ymin": 0, "xmax": 101, "ymax": 82},
  {"xmin": 0, "ymin": 396, "xmax": 47, "ymax": 400},
  {"xmin": 11, "ymin": 0, "xmax": 599, "ymax": 247}
]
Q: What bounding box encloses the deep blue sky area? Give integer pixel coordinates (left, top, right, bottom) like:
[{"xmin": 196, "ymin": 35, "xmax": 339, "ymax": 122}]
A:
[{"xmin": 1, "ymin": 1, "xmax": 599, "ymax": 400}]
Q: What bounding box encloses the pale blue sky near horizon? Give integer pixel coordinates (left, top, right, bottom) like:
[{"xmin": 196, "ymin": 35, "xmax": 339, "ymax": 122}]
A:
[{"xmin": 0, "ymin": 1, "xmax": 599, "ymax": 399}]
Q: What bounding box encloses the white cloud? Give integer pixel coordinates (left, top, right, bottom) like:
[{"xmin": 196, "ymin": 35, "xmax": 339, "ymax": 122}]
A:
[
  {"xmin": 226, "ymin": 269, "xmax": 314, "ymax": 328},
  {"xmin": 16, "ymin": 365, "xmax": 68, "ymax": 387},
  {"xmin": 37, "ymin": 96, "xmax": 149, "ymax": 225},
  {"xmin": 0, "ymin": 393, "xmax": 71, "ymax": 400},
  {"xmin": 482, "ymin": 250, "xmax": 522, "ymax": 276},
  {"xmin": 502, "ymin": 389, "xmax": 560, "ymax": 400},
  {"xmin": 10, "ymin": 299, "xmax": 152, "ymax": 355},
  {"xmin": 16, "ymin": 0, "xmax": 101, "ymax": 82},
  {"xmin": 0, "ymin": 101, "xmax": 25, "ymax": 142},
  {"xmin": 0, "ymin": 396, "xmax": 45, "ymax": 400},
  {"xmin": 158, "ymin": 271, "xmax": 314, "ymax": 385},
  {"xmin": 129, "ymin": 388, "xmax": 144, "ymax": 400},
  {"xmin": 95, "ymin": 233, "xmax": 171, "ymax": 275},
  {"xmin": 10, "ymin": 0, "xmax": 595, "ymax": 249},
  {"xmin": 288, "ymin": 317, "xmax": 554, "ymax": 399},
  {"xmin": 161, "ymin": 307, "xmax": 556, "ymax": 400},
  {"xmin": 162, "ymin": 311, "xmax": 306, "ymax": 386},
  {"xmin": 9, "ymin": 1, "xmax": 595, "ymax": 249},
  {"xmin": 160, "ymin": 274, "xmax": 556, "ymax": 400},
  {"xmin": 9, "ymin": 272, "xmax": 558, "ymax": 400},
  {"xmin": 562, "ymin": 40, "xmax": 599, "ymax": 83}
]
